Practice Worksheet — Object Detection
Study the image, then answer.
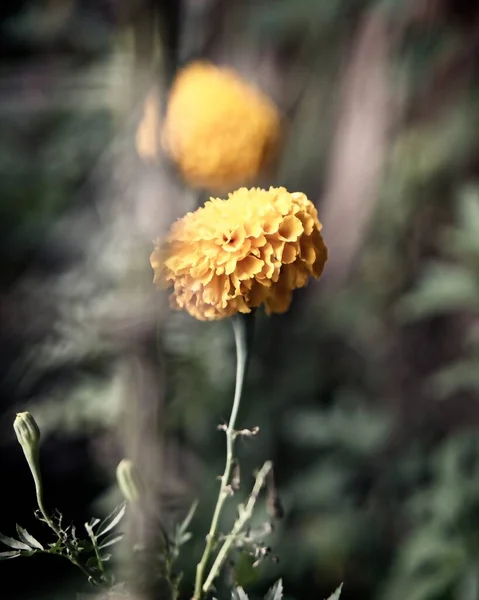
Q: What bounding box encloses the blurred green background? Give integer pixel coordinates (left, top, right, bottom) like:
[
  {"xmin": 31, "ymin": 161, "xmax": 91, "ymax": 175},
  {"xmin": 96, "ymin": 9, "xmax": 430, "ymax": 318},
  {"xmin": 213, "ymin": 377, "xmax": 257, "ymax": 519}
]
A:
[{"xmin": 3, "ymin": 1, "xmax": 479, "ymax": 599}]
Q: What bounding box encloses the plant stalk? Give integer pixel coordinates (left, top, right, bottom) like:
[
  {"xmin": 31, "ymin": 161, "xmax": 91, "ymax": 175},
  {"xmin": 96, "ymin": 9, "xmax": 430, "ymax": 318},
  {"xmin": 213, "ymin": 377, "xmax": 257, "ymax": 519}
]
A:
[
  {"xmin": 202, "ymin": 461, "xmax": 272, "ymax": 594},
  {"xmin": 193, "ymin": 314, "xmax": 251, "ymax": 599},
  {"xmin": 25, "ymin": 449, "xmax": 103, "ymax": 586}
]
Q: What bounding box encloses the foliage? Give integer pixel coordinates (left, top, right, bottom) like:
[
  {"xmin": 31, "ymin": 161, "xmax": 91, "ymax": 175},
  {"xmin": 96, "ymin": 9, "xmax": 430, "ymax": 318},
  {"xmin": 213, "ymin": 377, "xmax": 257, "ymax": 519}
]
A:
[
  {"xmin": 2, "ymin": 396, "xmax": 341, "ymax": 600},
  {"xmin": 381, "ymin": 432, "xmax": 479, "ymax": 600},
  {"xmin": 398, "ymin": 185, "xmax": 479, "ymax": 399},
  {"xmin": 0, "ymin": 504, "xmax": 126, "ymax": 589}
]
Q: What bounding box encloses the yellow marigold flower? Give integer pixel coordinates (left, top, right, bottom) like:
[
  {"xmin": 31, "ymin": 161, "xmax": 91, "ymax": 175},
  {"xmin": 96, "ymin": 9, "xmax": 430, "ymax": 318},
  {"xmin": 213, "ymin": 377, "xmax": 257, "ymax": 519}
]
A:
[
  {"xmin": 150, "ymin": 187, "xmax": 327, "ymax": 321},
  {"xmin": 161, "ymin": 61, "xmax": 282, "ymax": 191}
]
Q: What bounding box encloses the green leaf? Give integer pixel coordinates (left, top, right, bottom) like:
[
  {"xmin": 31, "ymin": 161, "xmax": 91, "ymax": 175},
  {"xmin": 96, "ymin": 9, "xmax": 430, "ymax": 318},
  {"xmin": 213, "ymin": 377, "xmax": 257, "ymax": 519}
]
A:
[
  {"xmin": 285, "ymin": 463, "xmax": 351, "ymax": 509},
  {"xmin": 387, "ymin": 568, "xmax": 459, "ymax": 600},
  {"xmin": 96, "ymin": 503, "xmax": 126, "ymax": 537},
  {"xmin": 47, "ymin": 540, "xmax": 62, "ymax": 553},
  {"xmin": 457, "ymin": 565, "xmax": 479, "ymax": 600},
  {"xmin": 177, "ymin": 499, "xmax": 198, "ymax": 538},
  {"xmin": 0, "ymin": 532, "xmax": 31, "ymax": 551},
  {"xmin": 249, "ymin": 0, "xmax": 359, "ymax": 38},
  {"xmin": 445, "ymin": 186, "xmax": 479, "ymax": 258},
  {"xmin": 286, "ymin": 403, "xmax": 390, "ymax": 454},
  {"xmin": 16, "ymin": 525, "xmax": 43, "ymax": 550},
  {"xmin": 234, "ymin": 553, "xmax": 261, "ymax": 588},
  {"xmin": 396, "ymin": 530, "xmax": 467, "ymax": 575},
  {"xmin": 179, "ymin": 532, "xmax": 192, "ymax": 545},
  {"xmin": 98, "ymin": 533, "xmax": 124, "ymax": 549},
  {"xmin": 396, "ymin": 263, "xmax": 479, "ymax": 322},
  {"xmin": 232, "ymin": 587, "xmax": 249, "ymax": 600},
  {"xmin": 87, "ymin": 518, "xmax": 101, "ymax": 530},
  {"xmin": 325, "ymin": 584, "xmax": 343, "ymax": 600},
  {"xmin": 0, "ymin": 551, "xmax": 21, "ymax": 560},
  {"xmin": 457, "ymin": 186, "xmax": 479, "ymax": 236},
  {"xmin": 265, "ymin": 579, "xmax": 283, "ymax": 600},
  {"xmin": 430, "ymin": 359, "xmax": 479, "ymax": 399}
]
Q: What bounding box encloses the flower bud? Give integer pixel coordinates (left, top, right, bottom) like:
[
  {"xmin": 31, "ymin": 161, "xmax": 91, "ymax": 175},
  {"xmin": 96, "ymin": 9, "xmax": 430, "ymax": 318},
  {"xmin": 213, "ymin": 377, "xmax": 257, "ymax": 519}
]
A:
[
  {"xmin": 14, "ymin": 412, "xmax": 41, "ymax": 455},
  {"xmin": 116, "ymin": 459, "xmax": 144, "ymax": 504},
  {"xmin": 13, "ymin": 412, "xmax": 43, "ymax": 499}
]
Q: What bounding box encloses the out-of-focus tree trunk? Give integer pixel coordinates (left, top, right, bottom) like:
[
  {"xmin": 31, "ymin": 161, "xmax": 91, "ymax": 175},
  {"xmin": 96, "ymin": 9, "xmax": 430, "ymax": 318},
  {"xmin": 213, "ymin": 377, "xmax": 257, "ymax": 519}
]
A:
[{"xmin": 319, "ymin": 9, "xmax": 394, "ymax": 290}]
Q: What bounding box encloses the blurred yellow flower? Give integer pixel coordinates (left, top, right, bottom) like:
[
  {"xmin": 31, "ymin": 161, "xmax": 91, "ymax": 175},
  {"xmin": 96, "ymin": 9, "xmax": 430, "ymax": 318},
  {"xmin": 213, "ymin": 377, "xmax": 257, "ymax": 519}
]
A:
[
  {"xmin": 151, "ymin": 187, "xmax": 327, "ymax": 321},
  {"xmin": 161, "ymin": 61, "xmax": 282, "ymax": 191}
]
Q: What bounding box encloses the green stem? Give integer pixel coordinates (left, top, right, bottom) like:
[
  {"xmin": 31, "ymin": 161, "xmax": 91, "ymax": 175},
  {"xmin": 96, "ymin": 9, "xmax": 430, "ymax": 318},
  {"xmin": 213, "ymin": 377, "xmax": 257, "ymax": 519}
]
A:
[
  {"xmin": 202, "ymin": 461, "xmax": 272, "ymax": 594},
  {"xmin": 193, "ymin": 314, "xmax": 251, "ymax": 600},
  {"xmin": 25, "ymin": 449, "xmax": 103, "ymax": 587},
  {"xmin": 86, "ymin": 527, "xmax": 106, "ymax": 575},
  {"xmin": 26, "ymin": 451, "xmax": 56, "ymax": 534}
]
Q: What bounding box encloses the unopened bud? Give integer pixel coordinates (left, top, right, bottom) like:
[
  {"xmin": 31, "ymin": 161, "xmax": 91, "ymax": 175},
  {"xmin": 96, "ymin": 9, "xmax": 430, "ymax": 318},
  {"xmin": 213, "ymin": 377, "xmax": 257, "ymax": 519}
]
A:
[
  {"xmin": 13, "ymin": 412, "xmax": 43, "ymax": 498},
  {"xmin": 116, "ymin": 459, "xmax": 143, "ymax": 503},
  {"xmin": 14, "ymin": 412, "xmax": 41, "ymax": 456}
]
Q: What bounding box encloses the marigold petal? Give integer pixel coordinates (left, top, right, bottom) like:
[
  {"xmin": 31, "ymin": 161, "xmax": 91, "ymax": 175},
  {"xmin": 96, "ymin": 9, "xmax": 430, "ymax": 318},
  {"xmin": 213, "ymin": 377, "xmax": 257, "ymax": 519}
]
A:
[
  {"xmin": 278, "ymin": 215, "xmax": 304, "ymax": 242},
  {"xmin": 282, "ymin": 243, "xmax": 298, "ymax": 264},
  {"xmin": 235, "ymin": 256, "xmax": 264, "ymax": 280},
  {"xmin": 265, "ymin": 287, "xmax": 292, "ymax": 314}
]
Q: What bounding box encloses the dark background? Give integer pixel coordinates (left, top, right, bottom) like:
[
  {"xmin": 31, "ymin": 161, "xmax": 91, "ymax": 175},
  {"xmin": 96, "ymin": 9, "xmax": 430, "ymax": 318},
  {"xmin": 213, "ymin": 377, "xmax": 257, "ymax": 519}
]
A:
[{"xmin": 3, "ymin": 1, "xmax": 479, "ymax": 599}]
